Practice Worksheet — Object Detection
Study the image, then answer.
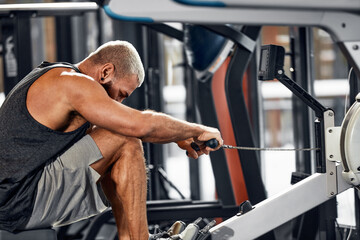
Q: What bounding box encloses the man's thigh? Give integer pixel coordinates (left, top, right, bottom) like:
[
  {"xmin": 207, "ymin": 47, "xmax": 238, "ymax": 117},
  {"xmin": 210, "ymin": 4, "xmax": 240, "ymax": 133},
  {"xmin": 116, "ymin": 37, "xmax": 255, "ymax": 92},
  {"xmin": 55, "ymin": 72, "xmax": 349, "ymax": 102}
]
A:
[{"xmin": 23, "ymin": 134, "xmax": 109, "ymax": 229}]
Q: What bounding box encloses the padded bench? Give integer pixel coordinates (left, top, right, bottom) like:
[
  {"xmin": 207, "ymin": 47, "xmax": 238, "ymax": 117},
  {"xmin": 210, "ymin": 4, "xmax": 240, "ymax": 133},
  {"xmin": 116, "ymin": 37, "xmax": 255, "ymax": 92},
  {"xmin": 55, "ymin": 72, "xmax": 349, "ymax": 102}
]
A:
[{"xmin": 0, "ymin": 229, "xmax": 57, "ymax": 240}]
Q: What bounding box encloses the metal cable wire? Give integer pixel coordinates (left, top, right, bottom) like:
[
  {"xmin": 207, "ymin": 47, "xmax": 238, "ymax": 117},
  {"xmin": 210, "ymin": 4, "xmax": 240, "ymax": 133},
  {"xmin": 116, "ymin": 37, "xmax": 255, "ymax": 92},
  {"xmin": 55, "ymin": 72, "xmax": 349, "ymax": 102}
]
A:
[{"xmin": 222, "ymin": 145, "xmax": 320, "ymax": 151}]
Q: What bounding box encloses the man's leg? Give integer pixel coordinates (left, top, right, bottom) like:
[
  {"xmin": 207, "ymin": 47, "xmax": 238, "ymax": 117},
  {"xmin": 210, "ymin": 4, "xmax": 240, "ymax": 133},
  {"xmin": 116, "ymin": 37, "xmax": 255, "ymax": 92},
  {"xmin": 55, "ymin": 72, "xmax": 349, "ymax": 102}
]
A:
[{"xmin": 89, "ymin": 127, "xmax": 148, "ymax": 240}]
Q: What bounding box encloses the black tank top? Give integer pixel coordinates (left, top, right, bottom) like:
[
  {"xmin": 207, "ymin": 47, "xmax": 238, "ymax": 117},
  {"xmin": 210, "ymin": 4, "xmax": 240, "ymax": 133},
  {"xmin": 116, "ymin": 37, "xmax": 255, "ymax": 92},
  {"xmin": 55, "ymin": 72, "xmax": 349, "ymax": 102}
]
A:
[{"xmin": 0, "ymin": 62, "xmax": 90, "ymax": 231}]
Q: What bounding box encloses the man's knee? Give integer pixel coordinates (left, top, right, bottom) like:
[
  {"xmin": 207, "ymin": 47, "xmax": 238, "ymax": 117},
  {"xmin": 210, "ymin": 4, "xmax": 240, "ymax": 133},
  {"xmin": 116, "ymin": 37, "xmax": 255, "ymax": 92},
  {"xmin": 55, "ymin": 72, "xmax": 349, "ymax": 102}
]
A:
[
  {"xmin": 121, "ymin": 137, "xmax": 144, "ymax": 157},
  {"xmin": 89, "ymin": 127, "xmax": 144, "ymax": 176}
]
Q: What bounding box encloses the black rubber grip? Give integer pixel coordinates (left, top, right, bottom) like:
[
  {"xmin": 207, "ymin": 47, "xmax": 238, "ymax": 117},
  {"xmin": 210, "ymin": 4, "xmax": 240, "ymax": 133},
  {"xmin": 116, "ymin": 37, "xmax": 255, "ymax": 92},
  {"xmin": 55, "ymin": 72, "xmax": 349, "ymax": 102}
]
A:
[
  {"xmin": 205, "ymin": 138, "xmax": 218, "ymax": 149},
  {"xmin": 190, "ymin": 142, "xmax": 200, "ymax": 151},
  {"xmin": 187, "ymin": 139, "xmax": 218, "ymax": 156}
]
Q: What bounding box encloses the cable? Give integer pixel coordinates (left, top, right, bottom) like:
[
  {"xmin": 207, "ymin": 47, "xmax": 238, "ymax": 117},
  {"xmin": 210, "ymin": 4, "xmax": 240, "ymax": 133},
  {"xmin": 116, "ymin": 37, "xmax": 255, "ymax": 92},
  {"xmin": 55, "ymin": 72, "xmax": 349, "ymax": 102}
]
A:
[
  {"xmin": 346, "ymin": 228, "xmax": 352, "ymax": 240},
  {"xmin": 335, "ymin": 220, "xmax": 343, "ymax": 240},
  {"xmin": 222, "ymin": 145, "xmax": 320, "ymax": 151},
  {"xmin": 345, "ymin": 67, "xmax": 353, "ymax": 116},
  {"xmin": 158, "ymin": 167, "xmax": 186, "ymax": 199}
]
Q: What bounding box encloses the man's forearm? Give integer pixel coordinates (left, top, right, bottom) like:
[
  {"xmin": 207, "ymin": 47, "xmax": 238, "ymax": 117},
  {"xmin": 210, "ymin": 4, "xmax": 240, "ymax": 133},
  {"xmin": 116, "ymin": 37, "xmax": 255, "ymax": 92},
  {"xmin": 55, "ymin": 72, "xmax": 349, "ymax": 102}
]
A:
[{"xmin": 138, "ymin": 110, "xmax": 204, "ymax": 143}]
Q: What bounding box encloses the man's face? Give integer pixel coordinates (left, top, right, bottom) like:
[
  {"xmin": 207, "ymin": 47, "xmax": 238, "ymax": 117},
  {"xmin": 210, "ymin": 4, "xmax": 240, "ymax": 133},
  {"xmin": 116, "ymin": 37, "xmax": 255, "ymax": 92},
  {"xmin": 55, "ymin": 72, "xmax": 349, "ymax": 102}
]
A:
[{"xmin": 105, "ymin": 74, "xmax": 139, "ymax": 102}]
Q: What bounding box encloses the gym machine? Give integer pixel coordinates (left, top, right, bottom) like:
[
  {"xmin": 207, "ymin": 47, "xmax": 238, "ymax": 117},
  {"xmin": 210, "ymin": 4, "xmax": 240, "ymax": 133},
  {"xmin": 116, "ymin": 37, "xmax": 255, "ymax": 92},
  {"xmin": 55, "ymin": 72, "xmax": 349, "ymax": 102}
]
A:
[
  {"xmin": 210, "ymin": 44, "xmax": 352, "ymax": 239},
  {"xmin": 102, "ymin": 0, "xmax": 360, "ymax": 239}
]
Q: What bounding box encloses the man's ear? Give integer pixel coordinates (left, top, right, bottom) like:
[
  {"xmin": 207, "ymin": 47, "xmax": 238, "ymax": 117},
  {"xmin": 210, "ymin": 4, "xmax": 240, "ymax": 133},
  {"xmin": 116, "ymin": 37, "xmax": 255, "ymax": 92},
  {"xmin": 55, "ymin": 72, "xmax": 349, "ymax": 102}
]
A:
[{"xmin": 100, "ymin": 63, "xmax": 115, "ymax": 83}]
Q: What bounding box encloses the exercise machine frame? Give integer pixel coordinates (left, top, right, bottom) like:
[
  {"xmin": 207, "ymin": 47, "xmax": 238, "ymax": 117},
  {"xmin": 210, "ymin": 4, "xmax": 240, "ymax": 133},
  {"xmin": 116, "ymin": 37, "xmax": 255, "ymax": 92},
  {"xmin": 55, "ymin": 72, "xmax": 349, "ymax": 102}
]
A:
[
  {"xmin": 211, "ymin": 45, "xmax": 350, "ymax": 239},
  {"xmin": 103, "ymin": 1, "xmax": 360, "ymax": 239}
]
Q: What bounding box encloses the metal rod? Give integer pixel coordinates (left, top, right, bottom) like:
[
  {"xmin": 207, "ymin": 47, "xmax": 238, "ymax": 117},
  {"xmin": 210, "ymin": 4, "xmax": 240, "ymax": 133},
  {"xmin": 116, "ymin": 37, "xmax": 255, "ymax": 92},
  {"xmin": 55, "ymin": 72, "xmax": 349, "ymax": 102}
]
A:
[
  {"xmin": 0, "ymin": 2, "xmax": 98, "ymax": 16},
  {"xmin": 276, "ymin": 73, "xmax": 327, "ymax": 118}
]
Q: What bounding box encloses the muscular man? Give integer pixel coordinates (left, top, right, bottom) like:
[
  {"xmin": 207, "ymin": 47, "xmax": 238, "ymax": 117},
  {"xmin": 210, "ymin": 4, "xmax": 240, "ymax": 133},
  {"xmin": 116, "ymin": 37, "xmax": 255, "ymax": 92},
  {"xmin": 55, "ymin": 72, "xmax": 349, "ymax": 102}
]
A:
[{"xmin": 0, "ymin": 41, "xmax": 223, "ymax": 240}]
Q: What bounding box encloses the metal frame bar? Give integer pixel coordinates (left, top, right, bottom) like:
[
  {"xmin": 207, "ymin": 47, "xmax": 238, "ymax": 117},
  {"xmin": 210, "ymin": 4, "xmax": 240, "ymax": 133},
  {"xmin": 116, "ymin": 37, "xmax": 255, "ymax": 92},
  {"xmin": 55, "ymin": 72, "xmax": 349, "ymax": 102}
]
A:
[
  {"xmin": 290, "ymin": 27, "xmax": 314, "ymax": 174},
  {"xmin": 224, "ymin": 27, "xmax": 268, "ymax": 205},
  {"xmin": 173, "ymin": 0, "xmax": 360, "ymax": 11},
  {"xmin": 197, "ymin": 75, "xmax": 237, "ymax": 206},
  {"xmin": 0, "ymin": 2, "xmax": 98, "ymax": 17}
]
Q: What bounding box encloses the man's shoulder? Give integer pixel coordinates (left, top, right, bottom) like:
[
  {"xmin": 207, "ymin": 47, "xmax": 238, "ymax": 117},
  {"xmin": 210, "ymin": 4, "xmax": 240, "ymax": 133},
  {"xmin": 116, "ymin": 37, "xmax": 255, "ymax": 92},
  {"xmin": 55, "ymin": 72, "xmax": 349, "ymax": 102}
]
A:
[
  {"xmin": 58, "ymin": 71, "xmax": 100, "ymax": 95},
  {"xmin": 29, "ymin": 67, "xmax": 101, "ymax": 107},
  {"xmin": 41, "ymin": 68, "xmax": 97, "ymax": 90}
]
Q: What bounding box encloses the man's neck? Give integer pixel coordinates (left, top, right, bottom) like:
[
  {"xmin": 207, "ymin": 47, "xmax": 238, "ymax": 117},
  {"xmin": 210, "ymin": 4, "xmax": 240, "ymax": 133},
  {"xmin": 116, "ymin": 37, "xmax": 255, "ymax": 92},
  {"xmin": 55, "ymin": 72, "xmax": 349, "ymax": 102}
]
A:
[{"xmin": 76, "ymin": 60, "xmax": 96, "ymax": 80}]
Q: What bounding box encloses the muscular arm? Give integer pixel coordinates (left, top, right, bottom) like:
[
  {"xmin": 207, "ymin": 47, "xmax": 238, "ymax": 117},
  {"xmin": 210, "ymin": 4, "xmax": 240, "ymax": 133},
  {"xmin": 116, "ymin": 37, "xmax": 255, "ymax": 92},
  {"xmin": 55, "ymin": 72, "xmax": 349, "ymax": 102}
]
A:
[
  {"xmin": 65, "ymin": 73, "xmax": 222, "ymax": 149},
  {"xmin": 137, "ymin": 110, "xmax": 221, "ymax": 147}
]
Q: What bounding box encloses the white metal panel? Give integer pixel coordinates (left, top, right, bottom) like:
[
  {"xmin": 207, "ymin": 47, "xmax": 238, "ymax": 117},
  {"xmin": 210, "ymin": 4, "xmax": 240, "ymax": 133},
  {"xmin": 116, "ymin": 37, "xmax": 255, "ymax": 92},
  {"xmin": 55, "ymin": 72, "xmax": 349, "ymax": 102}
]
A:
[
  {"xmin": 325, "ymin": 127, "xmax": 341, "ymax": 163},
  {"xmin": 324, "ymin": 110, "xmax": 338, "ymax": 197},
  {"xmin": 210, "ymin": 165, "xmax": 351, "ymax": 240}
]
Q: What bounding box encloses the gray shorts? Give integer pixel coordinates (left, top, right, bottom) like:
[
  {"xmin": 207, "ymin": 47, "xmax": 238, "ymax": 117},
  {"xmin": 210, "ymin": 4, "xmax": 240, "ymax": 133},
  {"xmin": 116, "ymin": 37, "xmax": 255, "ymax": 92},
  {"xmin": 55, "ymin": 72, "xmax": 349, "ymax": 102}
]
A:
[{"xmin": 24, "ymin": 135, "xmax": 110, "ymax": 229}]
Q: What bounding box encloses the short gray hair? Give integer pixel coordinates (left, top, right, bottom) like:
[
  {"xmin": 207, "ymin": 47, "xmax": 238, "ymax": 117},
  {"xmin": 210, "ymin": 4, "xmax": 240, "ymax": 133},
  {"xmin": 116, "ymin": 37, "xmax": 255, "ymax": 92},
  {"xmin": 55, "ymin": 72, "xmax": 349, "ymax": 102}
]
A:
[{"xmin": 87, "ymin": 40, "xmax": 145, "ymax": 87}]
